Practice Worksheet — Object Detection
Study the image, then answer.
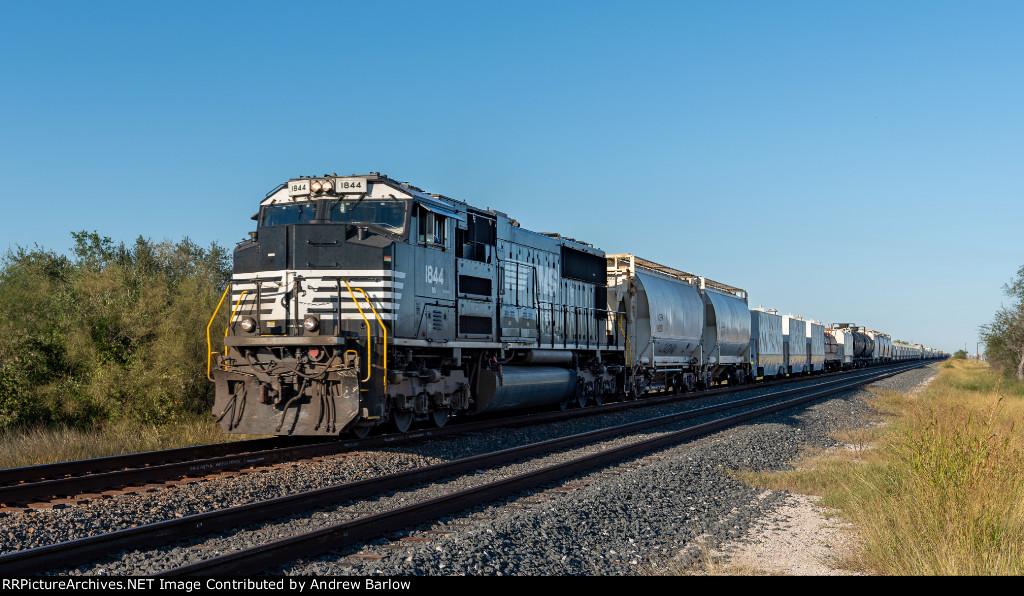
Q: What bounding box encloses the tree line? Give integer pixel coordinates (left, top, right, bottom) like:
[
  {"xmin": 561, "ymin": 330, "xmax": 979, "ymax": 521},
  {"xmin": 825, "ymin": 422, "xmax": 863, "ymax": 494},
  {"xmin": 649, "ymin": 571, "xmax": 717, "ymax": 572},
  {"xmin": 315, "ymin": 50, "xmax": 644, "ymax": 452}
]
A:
[
  {"xmin": 0, "ymin": 231, "xmax": 230, "ymax": 430},
  {"xmin": 980, "ymin": 265, "xmax": 1024, "ymax": 381}
]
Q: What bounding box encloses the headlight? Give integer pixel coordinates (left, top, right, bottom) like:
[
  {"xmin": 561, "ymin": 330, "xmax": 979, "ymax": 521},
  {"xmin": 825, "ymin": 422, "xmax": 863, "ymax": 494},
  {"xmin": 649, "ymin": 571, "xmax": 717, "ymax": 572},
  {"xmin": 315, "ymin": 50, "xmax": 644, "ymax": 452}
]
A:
[
  {"xmin": 303, "ymin": 315, "xmax": 320, "ymax": 333},
  {"xmin": 240, "ymin": 317, "xmax": 256, "ymax": 333},
  {"xmin": 311, "ymin": 180, "xmax": 323, "ymax": 193},
  {"xmin": 320, "ymin": 179, "xmax": 333, "ymax": 193}
]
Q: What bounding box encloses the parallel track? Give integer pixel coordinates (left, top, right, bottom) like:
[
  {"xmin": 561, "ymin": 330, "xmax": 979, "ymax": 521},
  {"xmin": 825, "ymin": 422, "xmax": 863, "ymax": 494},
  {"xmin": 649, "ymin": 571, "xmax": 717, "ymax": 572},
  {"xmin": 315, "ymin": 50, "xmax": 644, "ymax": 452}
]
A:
[
  {"xmin": 0, "ymin": 362, "xmax": 924, "ymax": 507},
  {"xmin": 0, "ymin": 361, "xmax": 928, "ymax": 575}
]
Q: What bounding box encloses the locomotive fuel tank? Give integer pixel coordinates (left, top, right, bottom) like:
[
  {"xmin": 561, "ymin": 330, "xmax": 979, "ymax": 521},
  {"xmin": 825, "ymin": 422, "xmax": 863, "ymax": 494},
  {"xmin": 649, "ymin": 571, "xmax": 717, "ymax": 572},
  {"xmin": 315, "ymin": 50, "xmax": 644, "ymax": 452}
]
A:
[{"xmin": 473, "ymin": 366, "xmax": 577, "ymax": 413}]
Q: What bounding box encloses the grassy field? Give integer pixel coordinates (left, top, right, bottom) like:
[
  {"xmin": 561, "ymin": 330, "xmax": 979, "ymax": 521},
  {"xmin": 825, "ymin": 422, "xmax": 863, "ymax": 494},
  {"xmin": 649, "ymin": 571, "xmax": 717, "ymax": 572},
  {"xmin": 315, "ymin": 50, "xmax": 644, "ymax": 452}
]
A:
[
  {"xmin": 741, "ymin": 359, "xmax": 1024, "ymax": 575},
  {"xmin": 0, "ymin": 417, "xmax": 263, "ymax": 469}
]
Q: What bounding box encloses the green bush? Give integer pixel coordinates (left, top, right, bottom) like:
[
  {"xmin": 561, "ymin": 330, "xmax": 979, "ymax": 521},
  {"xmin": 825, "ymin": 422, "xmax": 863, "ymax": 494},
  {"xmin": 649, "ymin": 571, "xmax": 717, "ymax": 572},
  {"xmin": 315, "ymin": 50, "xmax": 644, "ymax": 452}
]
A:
[
  {"xmin": 979, "ymin": 265, "xmax": 1024, "ymax": 381},
  {"xmin": 0, "ymin": 231, "xmax": 230, "ymax": 430}
]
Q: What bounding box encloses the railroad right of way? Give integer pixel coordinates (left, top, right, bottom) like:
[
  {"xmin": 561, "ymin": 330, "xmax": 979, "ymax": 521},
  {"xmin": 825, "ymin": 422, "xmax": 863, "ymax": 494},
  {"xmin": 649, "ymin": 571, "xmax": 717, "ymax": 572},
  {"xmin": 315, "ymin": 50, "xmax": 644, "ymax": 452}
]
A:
[
  {"xmin": 288, "ymin": 362, "xmax": 937, "ymax": 576},
  {"xmin": 0, "ymin": 362, "xmax": 936, "ymax": 576}
]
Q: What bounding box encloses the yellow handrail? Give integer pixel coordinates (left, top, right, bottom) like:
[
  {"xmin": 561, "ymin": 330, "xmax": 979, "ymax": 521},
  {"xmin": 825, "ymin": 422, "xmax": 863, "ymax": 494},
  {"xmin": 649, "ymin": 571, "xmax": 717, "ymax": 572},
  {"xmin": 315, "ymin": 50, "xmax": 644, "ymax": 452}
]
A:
[
  {"xmin": 342, "ymin": 279, "xmax": 374, "ymax": 383},
  {"xmin": 206, "ymin": 285, "xmax": 231, "ymax": 382},
  {"xmin": 617, "ymin": 313, "xmax": 630, "ymax": 368},
  {"xmin": 224, "ymin": 290, "xmax": 248, "ymax": 355},
  {"xmin": 353, "ymin": 287, "xmax": 388, "ymax": 393}
]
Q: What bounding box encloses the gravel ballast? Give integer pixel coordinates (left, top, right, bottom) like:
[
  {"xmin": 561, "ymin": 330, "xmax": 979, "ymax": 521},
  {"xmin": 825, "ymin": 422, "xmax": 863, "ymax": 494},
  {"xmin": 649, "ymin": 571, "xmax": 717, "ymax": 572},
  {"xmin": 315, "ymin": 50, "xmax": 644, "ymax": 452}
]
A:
[{"xmin": 4, "ymin": 363, "xmax": 939, "ymax": 575}]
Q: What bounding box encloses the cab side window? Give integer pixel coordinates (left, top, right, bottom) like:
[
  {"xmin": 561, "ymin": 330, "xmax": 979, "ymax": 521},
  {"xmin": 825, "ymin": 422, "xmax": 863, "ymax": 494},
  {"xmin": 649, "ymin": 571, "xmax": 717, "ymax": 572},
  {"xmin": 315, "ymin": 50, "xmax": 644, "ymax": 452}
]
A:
[{"xmin": 417, "ymin": 206, "xmax": 447, "ymax": 249}]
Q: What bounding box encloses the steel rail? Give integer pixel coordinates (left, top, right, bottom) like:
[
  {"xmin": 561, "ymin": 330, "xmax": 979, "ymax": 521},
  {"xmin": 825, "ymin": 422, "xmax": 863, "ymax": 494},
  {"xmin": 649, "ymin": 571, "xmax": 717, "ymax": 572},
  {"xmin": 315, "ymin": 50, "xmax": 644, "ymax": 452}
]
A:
[
  {"xmin": 0, "ymin": 361, "xmax": 916, "ymax": 505},
  {"xmin": 0, "ymin": 438, "xmax": 333, "ymax": 506},
  {"xmin": 0, "ymin": 362, "xmax": 925, "ymax": 575},
  {"xmin": 0, "ymin": 361, "xmax": 927, "ymax": 505},
  {"xmin": 0, "ymin": 438, "xmax": 288, "ymax": 487},
  {"xmin": 160, "ymin": 362, "xmax": 924, "ymax": 576}
]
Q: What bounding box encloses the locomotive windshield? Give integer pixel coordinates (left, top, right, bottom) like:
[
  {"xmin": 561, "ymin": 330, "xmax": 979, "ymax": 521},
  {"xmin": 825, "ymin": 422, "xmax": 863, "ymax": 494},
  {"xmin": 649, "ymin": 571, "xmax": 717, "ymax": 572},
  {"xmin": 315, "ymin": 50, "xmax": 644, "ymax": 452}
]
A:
[
  {"xmin": 328, "ymin": 198, "xmax": 406, "ymax": 233},
  {"xmin": 259, "ymin": 198, "xmax": 407, "ymax": 233},
  {"xmin": 261, "ymin": 202, "xmax": 317, "ymax": 227}
]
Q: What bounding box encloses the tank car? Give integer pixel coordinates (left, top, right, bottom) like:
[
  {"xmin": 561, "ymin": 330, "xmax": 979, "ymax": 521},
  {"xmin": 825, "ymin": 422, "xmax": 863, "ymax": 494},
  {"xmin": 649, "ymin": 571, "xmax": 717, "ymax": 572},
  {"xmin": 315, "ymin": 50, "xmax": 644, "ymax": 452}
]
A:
[
  {"xmin": 825, "ymin": 324, "xmax": 874, "ymax": 369},
  {"xmin": 209, "ymin": 173, "xmax": 623, "ymax": 436}
]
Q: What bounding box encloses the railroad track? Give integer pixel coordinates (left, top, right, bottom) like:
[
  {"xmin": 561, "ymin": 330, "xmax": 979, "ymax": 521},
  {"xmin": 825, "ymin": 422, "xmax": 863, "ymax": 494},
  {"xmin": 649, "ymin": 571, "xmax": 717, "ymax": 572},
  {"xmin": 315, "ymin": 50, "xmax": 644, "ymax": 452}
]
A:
[
  {"xmin": 0, "ymin": 361, "xmax": 927, "ymax": 575},
  {"xmin": 0, "ymin": 362, "xmax": 912, "ymax": 509}
]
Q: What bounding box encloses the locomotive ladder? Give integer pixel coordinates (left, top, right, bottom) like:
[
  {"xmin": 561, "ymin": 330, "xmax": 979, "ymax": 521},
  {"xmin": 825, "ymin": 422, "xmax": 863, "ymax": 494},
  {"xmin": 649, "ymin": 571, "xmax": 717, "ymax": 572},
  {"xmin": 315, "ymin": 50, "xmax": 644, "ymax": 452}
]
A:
[
  {"xmin": 341, "ymin": 278, "xmax": 388, "ymax": 393},
  {"xmin": 206, "ymin": 285, "xmax": 248, "ymax": 382}
]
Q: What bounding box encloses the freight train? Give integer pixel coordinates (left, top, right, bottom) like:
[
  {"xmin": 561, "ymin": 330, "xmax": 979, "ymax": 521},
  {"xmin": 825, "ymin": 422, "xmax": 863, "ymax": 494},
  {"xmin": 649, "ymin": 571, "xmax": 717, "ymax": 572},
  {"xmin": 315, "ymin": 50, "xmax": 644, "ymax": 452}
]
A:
[{"xmin": 208, "ymin": 173, "xmax": 945, "ymax": 437}]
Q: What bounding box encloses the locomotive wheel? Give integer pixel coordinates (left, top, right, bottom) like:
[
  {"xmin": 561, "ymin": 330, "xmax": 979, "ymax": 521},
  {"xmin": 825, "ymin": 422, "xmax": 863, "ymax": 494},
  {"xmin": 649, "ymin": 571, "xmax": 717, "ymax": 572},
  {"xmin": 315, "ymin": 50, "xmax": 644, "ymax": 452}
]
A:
[
  {"xmin": 351, "ymin": 424, "xmax": 372, "ymax": 439},
  {"xmin": 432, "ymin": 408, "xmax": 450, "ymax": 428},
  {"xmin": 631, "ymin": 378, "xmax": 646, "ymax": 399},
  {"xmin": 391, "ymin": 410, "xmax": 414, "ymax": 434},
  {"xmin": 575, "ymin": 383, "xmax": 587, "ymax": 408}
]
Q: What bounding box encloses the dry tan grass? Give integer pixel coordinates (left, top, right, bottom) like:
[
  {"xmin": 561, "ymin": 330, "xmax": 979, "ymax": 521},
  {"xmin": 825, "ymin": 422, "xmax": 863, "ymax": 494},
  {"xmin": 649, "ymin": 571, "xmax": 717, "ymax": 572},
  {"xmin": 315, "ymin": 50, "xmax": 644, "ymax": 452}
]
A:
[
  {"xmin": 0, "ymin": 416, "xmax": 264, "ymax": 469},
  {"xmin": 741, "ymin": 360, "xmax": 1024, "ymax": 575}
]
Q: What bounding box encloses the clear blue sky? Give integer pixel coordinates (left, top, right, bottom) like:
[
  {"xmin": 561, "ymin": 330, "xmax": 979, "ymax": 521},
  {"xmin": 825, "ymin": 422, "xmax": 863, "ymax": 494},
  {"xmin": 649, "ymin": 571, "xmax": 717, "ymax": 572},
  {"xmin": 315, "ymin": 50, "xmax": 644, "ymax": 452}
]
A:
[{"xmin": 2, "ymin": 0, "xmax": 1021, "ymax": 354}]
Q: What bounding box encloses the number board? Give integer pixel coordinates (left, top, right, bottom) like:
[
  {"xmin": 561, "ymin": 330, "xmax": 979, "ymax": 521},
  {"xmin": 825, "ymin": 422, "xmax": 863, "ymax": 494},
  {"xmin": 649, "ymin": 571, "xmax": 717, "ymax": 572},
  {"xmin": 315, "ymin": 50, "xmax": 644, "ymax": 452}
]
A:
[
  {"xmin": 334, "ymin": 177, "xmax": 368, "ymax": 194},
  {"xmin": 288, "ymin": 180, "xmax": 310, "ymax": 197}
]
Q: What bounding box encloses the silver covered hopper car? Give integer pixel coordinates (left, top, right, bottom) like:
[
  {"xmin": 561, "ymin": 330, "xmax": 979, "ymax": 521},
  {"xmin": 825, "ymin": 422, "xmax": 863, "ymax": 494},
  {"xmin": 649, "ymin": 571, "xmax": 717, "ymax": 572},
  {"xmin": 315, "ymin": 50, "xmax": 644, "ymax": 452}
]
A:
[
  {"xmin": 751, "ymin": 308, "xmax": 784, "ymax": 378},
  {"xmin": 607, "ymin": 254, "xmax": 751, "ymax": 391},
  {"xmin": 783, "ymin": 314, "xmax": 808, "ymax": 375}
]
